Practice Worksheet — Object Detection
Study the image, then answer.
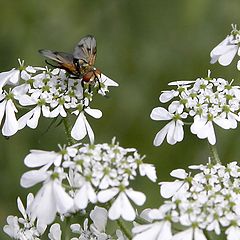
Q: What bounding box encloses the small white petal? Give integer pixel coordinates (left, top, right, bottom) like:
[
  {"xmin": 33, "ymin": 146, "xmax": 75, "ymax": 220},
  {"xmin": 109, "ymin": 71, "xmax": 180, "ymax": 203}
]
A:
[
  {"xmin": 2, "ymin": 100, "xmax": 18, "ymax": 136},
  {"xmin": 0, "ymin": 100, "xmax": 6, "ymax": 126},
  {"xmin": 85, "ymin": 108, "xmax": 102, "ymax": 119},
  {"xmin": 98, "ymin": 188, "xmax": 119, "ymax": 203},
  {"xmin": 139, "ymin": 163, "xmax": 157, "ymax": 182},
  {"xmin": 71, "ymin": 112, "xmax": 87, "ymax": 140},
  {"xmin": 17, "ymin": 197, "xmax": 27, "ymax": 219},
  {"xmin": 132, "ymin": 221, "xmax": 172, "ymax": 240},
  {"xmin": 20, "ymin": 170, "xmax": 48, "ymax": 188},
  {"xmin": 24, "ymin": 150, "xmax": 61, "ymax": 168},
  {"xmin": 159, "ymin": 180, "xmax": 184, "ymax": 198},
  {"xmin": 100, "ymin": 74, "xmax": 119, "ymax": 86},
  {"xmin": 218, "ymin": 45, "xmax": 238, "ymax": 66},
  {"xmin": 166, "ymin": 121, "xmax": 177, "ymax": 145},
  {"xmin": 53, "ymin": 181, "xmax": 74, "ymax": 213},
  {"xmin": 27, "ymin": 106, "xmax": 41, "ymax": 129},
  {"xmin": 90, "ymin": 206, "xmax": 108, "ymax": 232},
  {"xmin": 171, "ymin": 228, "xmax": 193, "ymax": 240},
  {"xmin": 48, "ymin": 223, "xmax": 62, "ymax": 240},
  {"xmin": 173, "ymin": 120, "xmax": 184, "ymax": 142},
  {"xmin": 159, "ymin": 91, "xmax": 177, "ymax": 103},
  {"xmin": 194, "ymin": 228, "xmax": 207, "ymax": 240},
  {"xmin": 150, "ymin": 107, "xmax": 172, "ymax": 121},
  {"xmin": 153, "ymin": 122, "xmax": 171, "ymax": 146},
  {"xmin": 170, "ymin": 169, "xmax": 187, "ymax": 179},
  {"xmin": 109, "ymin": 192, "xmax": 136, "ymax": 221},
  {"xmin": 84, "ymin": 116, "xmax": 95, "ymax": 144},
  {"xmin": 125, "ymin": 189, "xmax": 146, "ymax": 206}
]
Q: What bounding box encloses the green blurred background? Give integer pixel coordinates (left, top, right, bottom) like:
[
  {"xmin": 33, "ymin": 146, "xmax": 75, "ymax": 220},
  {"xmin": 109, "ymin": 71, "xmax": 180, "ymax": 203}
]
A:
[{"xmin": 1, "ymin": 0, "xmax": 240, "ymax": 239}]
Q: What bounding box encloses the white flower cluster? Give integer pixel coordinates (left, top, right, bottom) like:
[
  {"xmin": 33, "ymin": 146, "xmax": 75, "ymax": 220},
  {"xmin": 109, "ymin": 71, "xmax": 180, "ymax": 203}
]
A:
[
  {"xmin": 19, "ymin": 139, "xmax": 156, "ymax": 226},
  {"xmin": 0, "ymin": 59, "xmax": 118, "ymax": 142},
  {"xmin": 132, "ymin": 161, "xmax": 240, "ymax": 240},
  {"xmin": 4, "ymin": 197, "xmax": 123, "ymax": 240},
  {"xmin": 151, "ymin": 71, "xmax": 240, "ymax": 146},
  {"xmin": 210, "ymin": 24, "xmax": 240, "ymax": 70},
  {"xmin": 3, "ymin": 193, "xmax": 46, "ymax": 240},
  {"xmin": 70, "ymin": 206, "xmax": 125, "ymax": 240}
]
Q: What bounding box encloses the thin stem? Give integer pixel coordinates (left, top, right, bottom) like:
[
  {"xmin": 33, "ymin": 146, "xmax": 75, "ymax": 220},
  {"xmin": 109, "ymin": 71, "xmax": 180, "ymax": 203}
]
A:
[
  {"xmin": 134, "ymin": 215, "xmax": 149, "ymax": 225},
  {"xmin": 64, "ymin": 217, "xmax": 71, "ymax": 240},
  {"xmin": 208, "ymin": 143, "xmax": 221, "ymax": 164},
  {"xmin": 62, "ymin": 116, "xmax": 76, "ymax": 146},
  {"xmin": 116, "ymin": 218, "xmax": 132, "ymax": 240}
]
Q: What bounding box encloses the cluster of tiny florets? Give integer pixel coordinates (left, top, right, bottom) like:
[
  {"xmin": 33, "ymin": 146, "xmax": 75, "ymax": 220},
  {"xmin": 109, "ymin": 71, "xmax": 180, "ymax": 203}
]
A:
[
  {"xmin": 151, "ymin": 71, "xmax": 240, "ymax": 146},
  {"xmin": 133, "ymin": 161, "xmax": 240, "ymax": 240},
  {"xmin": 19, "ymin": 139, "xmax": 156, "ymax": 225},
  {"xmin": 0, "ymin": 60, "xmax": 118, "ymax": 142}
]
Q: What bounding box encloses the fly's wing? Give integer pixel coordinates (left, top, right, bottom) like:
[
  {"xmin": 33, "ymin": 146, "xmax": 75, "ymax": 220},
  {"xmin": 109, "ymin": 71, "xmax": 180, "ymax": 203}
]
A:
[
  {"xmin": 73, "ymin": 35, "xmax": 97, "ymax": 66},
  {"xmin": 39, "ymin": 50, "xmax": 77, "ymax": 73}
]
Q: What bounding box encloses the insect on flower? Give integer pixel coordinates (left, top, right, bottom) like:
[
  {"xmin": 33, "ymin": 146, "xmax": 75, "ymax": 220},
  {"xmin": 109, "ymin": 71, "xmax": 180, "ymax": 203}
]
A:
[{"xmin": 39, "ymin": 35, "xmax": 101, "ymax": 90}]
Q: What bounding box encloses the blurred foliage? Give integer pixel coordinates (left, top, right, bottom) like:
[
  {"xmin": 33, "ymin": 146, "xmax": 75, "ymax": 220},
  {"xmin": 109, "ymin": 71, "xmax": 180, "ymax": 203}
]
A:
[{"xmin": 1, "ymin": 0, "xmax": 240, "ymax": 239}]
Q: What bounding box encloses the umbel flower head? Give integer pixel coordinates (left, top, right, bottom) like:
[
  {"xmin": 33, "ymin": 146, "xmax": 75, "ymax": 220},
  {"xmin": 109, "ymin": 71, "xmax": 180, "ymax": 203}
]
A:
[
  {"xmin": 0, "ymin": 59, "xmax": 118, "ymax": 142},
  {"xmin": 19, "ymin": 138, "xmax": 156, "ymax": 225},
  {"xmin": 151, "ymin": 70, "xmax": 240, "ymax": 146},
  {"xmin": 132, "ymin": 161, "xmax": 240, "ymax": 240}
]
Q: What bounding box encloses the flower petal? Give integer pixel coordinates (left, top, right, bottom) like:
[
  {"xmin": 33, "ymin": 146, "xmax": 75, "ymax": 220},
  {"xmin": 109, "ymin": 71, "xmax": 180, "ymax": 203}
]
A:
[
  {"xmin": 71, "ymin": 112, "xmax": 87, "ymax": 140},
  {"xmin": 150, "ymin": 107, "xmax": 172, "ymax": 121},
  {"xmin": 125, "ymin": 189, "xmax": 146, "ymax": 206},
  {"xmin": 2, "ymin": 100, "xmax": 18, "ymax": 136}
]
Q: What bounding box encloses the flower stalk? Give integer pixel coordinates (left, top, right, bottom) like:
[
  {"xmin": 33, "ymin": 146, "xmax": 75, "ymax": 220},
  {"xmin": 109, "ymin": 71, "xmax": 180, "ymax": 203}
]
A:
[
  {"xmin": 116, "ymin": 218, "xmax": 132, "ymax": 240},
  {"xmin": 208, "ymin": 143, "xmax": 221, "ymax": 164},
  {"xmin": 63, "ymin": 116, "xmax": 76, "ymax": 146}
]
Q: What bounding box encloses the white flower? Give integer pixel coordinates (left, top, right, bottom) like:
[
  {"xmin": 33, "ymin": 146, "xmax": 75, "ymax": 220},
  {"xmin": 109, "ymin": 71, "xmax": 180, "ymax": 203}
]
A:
[
  {"xmin": 171, "ymin": 227, "xmax": 207, "ymax": 240},
  {"xmin": 226, "ymin": 225, "xmax": 240, "ymax": 240},
  {"xmin": 159, "ymin": 90, "xmax": 179, "ymax": 103},
  {"xmin": 48, "ymin": 223, "xmax": 62, "ymax": 240},
  {"xmin": 20, "ymin": 150, "xmax": 63, "ymax": 188},
  {"xmin": 139, "ymin": 163, "xmax": 157, "ymax": 182},
  {"xmin": 90, "ymin": 206, "xmax": 108, "ymax": 233},
  {"xmin": 159, "ymin": 169, "xmax": 189, "ymax": 199},
  {"xmin": 74, "ymin": 181, "xmax": 97, "ymax": 210},
  {"xmin": 0, "ymin": 68, "xmax": 21, "ymax": 90},
  {"xmin": 0, "ymin": 97, "xmax": 19, "ymax": 136},
  {"xmin": 3, "ymin": 216, "xmax": 20, "ymax": 239},
  {"xmin": 98, "ymin": 188, "xmax": 146, "ymax": 221},
  {"xmin": 210, "ymin": 35, "xmax": 239, "ymax": 66},
  {"xmin": 98, "ymin": 73, "xmax": 119, "ymax": 96},
  {"xmin": 190, "ymin": 114, "xmax": 231, "ymax": 145},
  {"xmin": 71, "ymin": 107, "xmax": 102, "ymax": 143},
  {"xmin": 150, "ymin": 107, "xmax": 187, "ymax": 146},
  {"xmin": 3, "ymin": 193, "xmax": 46, "ymax": 240},
  {"xmin": 132, "ymin": 221, "xmax": 172, "ymax": 240},
  {"xmin": 24, "ymin": 149, "xmax": 62, "ymax": 169},
  {"xmin": 89, "ymin": 206, "xmax": 111, "ymax": 239},
  {"xmin": 28, "ymin": 177, "xmax": 74, "ymax": 225},
  {"xmin": 17, "ymin": 95, "xmax": 50, "ymax": 130}
]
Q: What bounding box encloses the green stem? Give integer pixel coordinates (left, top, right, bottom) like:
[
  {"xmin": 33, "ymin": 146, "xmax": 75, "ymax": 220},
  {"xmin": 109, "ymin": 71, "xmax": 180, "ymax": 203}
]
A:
[
  {"xmin": 64, "ymin": 217, "xmax": 71, "ymax": 240},
  {"xmin": 63, "ymin": 116, "xmax": 76, "ymax": 146},
  {"xmin": 203, "ymin": 230, "xmax": 212, "ymax": 240},
  {"xmin": 134, "ymin": 216, "xmax": 149, "ymax": 225},
  {"xmin": 116, "ymin": 218, "xmax": 132, "ymax": 240},
  {"xmin": 207, "ymin": 143, "xmax": 221, "ymax": 164}
]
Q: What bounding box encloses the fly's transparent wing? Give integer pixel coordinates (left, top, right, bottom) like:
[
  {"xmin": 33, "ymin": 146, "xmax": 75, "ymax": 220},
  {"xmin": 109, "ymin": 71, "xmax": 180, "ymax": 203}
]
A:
[
  {"xmin": 39, "ymin": 50, "xmax": 78, "ymax": 73},
  {"xmin": 39, "ymin": 50, "xmax": 74, "ymax": 64},
  {"xmin": 73, "ymin": 35, "xmax": 97, "ymax": 65}
]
